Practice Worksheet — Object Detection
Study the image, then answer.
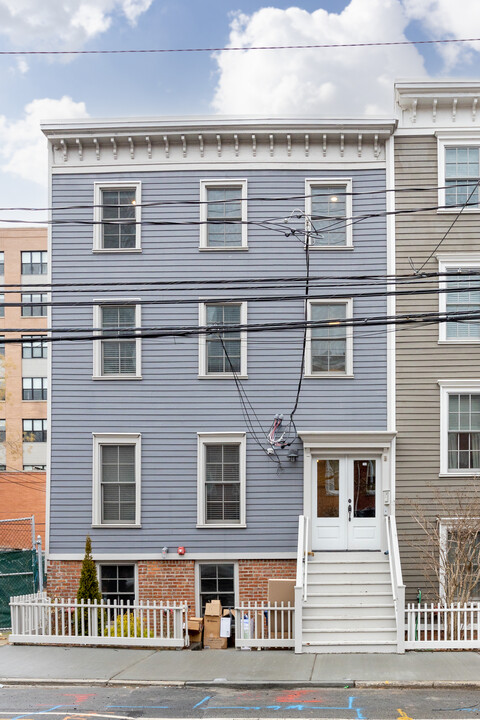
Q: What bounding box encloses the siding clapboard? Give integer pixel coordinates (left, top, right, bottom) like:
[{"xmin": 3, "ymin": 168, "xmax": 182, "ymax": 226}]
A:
[
  {"xmin": 395, "ymin": 135, "xmax": 480, "ymax": 601},
  {"xmin": 50, "ymin": 168, "xmax": 388, "ymax": 555}
]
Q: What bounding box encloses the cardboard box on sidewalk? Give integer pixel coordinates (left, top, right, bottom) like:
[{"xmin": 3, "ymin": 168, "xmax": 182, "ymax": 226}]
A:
[
  {"xmin": 188, "ymin": 617, "xmax": 203, "ymax": 644},
  {"xmin": 203, "ymin": 599, "xmax": 226, "ymax": 648},
  {"xmin": 268, "ymin": 578, "xmax": 295, "ymax": 639}
]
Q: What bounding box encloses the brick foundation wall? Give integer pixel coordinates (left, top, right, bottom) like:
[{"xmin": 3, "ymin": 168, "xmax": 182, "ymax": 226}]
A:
[
  {"xmin": 47, "ymin": 558, "xmax": 296, "ymax": 608},
  {"xmin": 238, "ymin": 559, "xmax": 296, "ymax": 603}
]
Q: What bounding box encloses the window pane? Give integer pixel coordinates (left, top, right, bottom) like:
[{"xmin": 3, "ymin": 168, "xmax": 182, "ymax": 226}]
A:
[{"xmin": 206, "ymin": 187, "xmax": 243, "ymax": 247}]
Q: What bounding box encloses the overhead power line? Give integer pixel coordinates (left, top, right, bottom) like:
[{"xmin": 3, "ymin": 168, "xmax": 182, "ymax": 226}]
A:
[
  {"xmin": 0, "ymin": 183, "xmax": 473, "ymax": 213},
  {"xmin": 0, "ymin": 307, "xmax": 477, "ymax": 345},
  {"xmin": 0, "ymin": 270, "xmax": 476, "ymax": 293},
  {"xmin": 1, "ymin": 37, "xmax": 480, "ymax": 55}
]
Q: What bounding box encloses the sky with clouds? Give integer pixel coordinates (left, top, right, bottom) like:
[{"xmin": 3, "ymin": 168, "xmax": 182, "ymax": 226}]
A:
[{"xmin": 0, "ymin": 0, "xmax": 480, "ymax": 223}]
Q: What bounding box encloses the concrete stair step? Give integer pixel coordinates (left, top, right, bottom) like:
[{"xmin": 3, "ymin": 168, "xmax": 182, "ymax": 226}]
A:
[
  {"xmin": 301, "ymin": 628, "xmax": 397, "ymax": 642},
  {"xmin": 308, "ymin": 573, "xmax": 390, "ymax": 583},
  {"xmin": 302, "ymin": 616, "xmax": 395, "ymax": 630},
  {"xmin": 306, "ymin": 592, "xmax": 393, "ymax": 603},
  {"xmin": 303, "ymin": 603, "xmax": 394, "ymax": 616}
]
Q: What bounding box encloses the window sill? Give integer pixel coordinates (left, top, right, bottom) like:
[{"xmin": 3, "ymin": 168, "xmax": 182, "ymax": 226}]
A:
[
  {"xmin": 22, "ymin": 399, "xmax": 47, "ymax": 402},
  {"xmin": 196, "ymin": 523, "xmax": 247, "ymax": 529},
  {"xmin": 308, "ymin": 245, "xmax": 354, "ymax": 251},
  {"xmin": 91, "ymin": 524, "xmax": 142, "ymax": 529},
  {"xmin": 92, "ymin": 248, "xmax": 142, "ymax": 253},
  {"xmin": 437, "ymin": 208, "xmax": 480, "ymax": 214},
  {"xmin": 199, "ymin": 246, "xmax": 248, "ymax": 252},
  {"xmin": 438, "ymin": 340, "xmax": 480, "ymax": 345},
  {"xmin": 198, "ymin": 374, "xmax": 248, "ymax": 380},
  {"xmin": 304, "ymin": 373, "xmax": 354, "ymax": 379},
  {"xmin": 438, "ymin": 472, "xmax": 480, "ymax": 478},
  {"xmin": 92, "ymin": 375, "xmax": 143, "ymax": 381}
]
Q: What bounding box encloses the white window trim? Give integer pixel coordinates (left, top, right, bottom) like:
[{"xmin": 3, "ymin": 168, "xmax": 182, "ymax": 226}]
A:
[
  {"xmin": 93, "ymin": 181, "xmax": 142, "ymax": 252},
  {"xmin": 438, "ymin": 254, "xmax": 480, "ymax": 343},
  {"xmin": 199, "ymin": 179, "xmax": 248, "ymax": 250},
  {"xmin": 438, "ymin": 518, "xmax": 480, "ymax": 602},
  {"xmin": 195, "ymin": 560, "xmax": 239, "ymax": 616},
  {"xmin": 92, "ymin": 432, "xmax": 142, "ymax": 527},
  {"xmin": 198, "ymin": 301, "xmax": 247, "ymax": 379},
  {"xmin": 93, "ymin": 300, "xmax": 142, "ymax": 380},
  {"xmin": 96, "ymin": 561, "xmax": 138, "ymax": 603},
  {"xmin": 305, "ymin": 298, "xmax": 354, "ymax": 378},
  {"xmin": 439, "ymin": 380, "xmax": 480, "ymax": 475},
  {"xmin": 197, "ymin": 432, "xmax": 247, "ymax": 528},
  {"xmin": 305, "ymin": 178, "xmax": 353, "ymax": 249},
  {"xmin": 437, "ymin": 136, "xmax": 480, "ymax": 214}
]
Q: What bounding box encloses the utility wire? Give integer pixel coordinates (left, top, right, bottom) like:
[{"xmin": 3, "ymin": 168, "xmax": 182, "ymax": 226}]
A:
[
  {"xmin": 0, "ymin": 270, "xmax": 476, "ymax": 292},
  {"xmin": 1, "ymin": 37, "xmax": 480, "ymax": 55},
  {"xmin": 415, "ymin": 181, "xmax": 480, "ymax": 273},
  {"xmin": 0, "ymin": 182, "xmax": 473, "ymax": 212}
]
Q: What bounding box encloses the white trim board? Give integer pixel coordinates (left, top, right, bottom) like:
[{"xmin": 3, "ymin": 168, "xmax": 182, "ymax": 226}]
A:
[{"xmin": 48, "ymin": 552, "xmax": 297, "ymax": 561}]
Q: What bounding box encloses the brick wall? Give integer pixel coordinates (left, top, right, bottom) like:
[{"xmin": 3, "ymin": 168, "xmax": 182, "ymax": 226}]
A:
[
  {"xmin": 238, "ymin": 559, "xmax": 296, "ymax": 603},
  {"xmin": 47, "ymin": 558, "xmax": 295, "ymax": 608},
  {"xmin": 47, "ymin": 560, "xmax": 82, "ymax": 598}
]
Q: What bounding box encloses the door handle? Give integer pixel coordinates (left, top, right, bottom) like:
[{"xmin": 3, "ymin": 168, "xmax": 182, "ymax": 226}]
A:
[{"xmin": 348, "ymin": 499, "xmax": 352, "ymax": 522}]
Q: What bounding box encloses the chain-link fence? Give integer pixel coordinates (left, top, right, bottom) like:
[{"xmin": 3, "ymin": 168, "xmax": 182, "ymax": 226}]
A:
[{"xmin": 0, "ymin": 517, "xmax": 44, "ymax": 629}]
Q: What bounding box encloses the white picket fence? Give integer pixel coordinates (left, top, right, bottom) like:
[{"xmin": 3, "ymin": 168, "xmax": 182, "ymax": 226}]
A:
[
  {"xmin": 235, "ymin": 602, "xmax": 295, "ymax": 649},
  {"xmin": 406, "ymin": 602, "xmax": 480, "ymax": 649},
  {"xmin": 9, "ymin": 593, "xmax": 189, "ymax": 647}
]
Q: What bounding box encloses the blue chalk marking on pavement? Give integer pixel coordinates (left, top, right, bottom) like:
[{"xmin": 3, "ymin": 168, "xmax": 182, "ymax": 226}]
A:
[
  {"xmin": 193, "ymin": 697, "xmax": 212, "ymax": 709},
  {"xmin": 206, "ymin": 695, "xmax": 367, "ymax": 716},
  {"xmin": 11, "ymin": 705, "xmax": 66, "ymax": 720},
  {"xmin": 106, "ymin": 707, "xmax": 168, "ymax": 710}
]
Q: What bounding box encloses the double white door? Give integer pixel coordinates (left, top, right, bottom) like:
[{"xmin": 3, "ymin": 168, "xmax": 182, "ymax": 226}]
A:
[{"xmin": 311, "ymin": 457, "xmax": 381, "ymax": 551}]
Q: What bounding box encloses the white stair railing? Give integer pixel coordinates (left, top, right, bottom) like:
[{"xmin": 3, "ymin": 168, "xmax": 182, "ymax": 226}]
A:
[
  {"xmin": 294, "ymin": 514, "xmax": 309, "ymax": 654},
  {"xmin": 385, "ymin": 514, "xmax": 406, "ymax": 653}
]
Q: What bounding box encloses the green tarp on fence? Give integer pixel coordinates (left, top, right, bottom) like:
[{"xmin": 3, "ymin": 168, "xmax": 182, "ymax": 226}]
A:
[{"xmin": 0, "ymin": 550, "xmax": 38, "ymax": 628}]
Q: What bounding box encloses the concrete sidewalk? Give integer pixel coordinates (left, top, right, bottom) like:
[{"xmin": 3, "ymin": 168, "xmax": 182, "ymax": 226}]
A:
[{"xmin": 1, "ymin": 644, "xmax": 480, "ymax": 687}]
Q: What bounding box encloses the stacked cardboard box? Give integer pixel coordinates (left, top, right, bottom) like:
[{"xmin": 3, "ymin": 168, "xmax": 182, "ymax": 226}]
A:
[
  {"xmin": 203, "ymin": 600, "xmax": 231, "ymax": 649},
  {"xmin": 268, "ymin": 579, "xmax": 295, "ymax": 638},
  {"xmin": 188, "ymin": 617, "xmax": 203, "ymax": 643}
]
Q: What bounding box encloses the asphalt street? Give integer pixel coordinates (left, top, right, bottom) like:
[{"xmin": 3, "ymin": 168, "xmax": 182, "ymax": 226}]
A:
[{"xmin": 1, "ymin": 685, "xmax": 480, "ymax": 719}]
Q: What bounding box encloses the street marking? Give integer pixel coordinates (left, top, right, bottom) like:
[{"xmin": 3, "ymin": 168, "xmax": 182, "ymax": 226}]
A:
[
  {"xmin": 192, "ymin": 697, "xmax": 212, "ymax": 709},
  {"xmin": 398, "ymin": 710, "xmax": 413, "ymax": 720},
  {"xmin": 62, "ymin": 698, "xmax": 96, "ymax": 705}
]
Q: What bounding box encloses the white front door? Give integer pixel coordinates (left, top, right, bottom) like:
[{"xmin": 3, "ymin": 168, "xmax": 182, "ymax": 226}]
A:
[{"xmin": 311, "ymin": 457, "xmax": 381, "ymax": 551}]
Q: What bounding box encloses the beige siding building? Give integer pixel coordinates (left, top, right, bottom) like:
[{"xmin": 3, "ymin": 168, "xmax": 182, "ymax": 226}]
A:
[
  {"xmin": 0, "ymin": 228, "xmax": 47, "ymax": 542},
  {"xmin": 394, "ymin": 82, "xmax": 480, "ymax": 601}
]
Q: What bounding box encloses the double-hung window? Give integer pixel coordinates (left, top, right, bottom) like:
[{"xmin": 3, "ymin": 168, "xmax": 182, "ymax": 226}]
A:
[
  {"xmin": 93, "ymin": 303, "xmax": 141, "ymax": 379},
  {"xmin": 200, "ymin": 180, "xmax": 247, "ymax": 249},
  {"xmin": 93, "ymin": 182, "xmax": 141, "ymax": 251},
  {"xmin": 305, "ymin": 179, "xmax": 352, "ymax": 248},
  {"xmin": 22, "ymin": 335, "xmax": 47, "ymax": 359},
  {"xmin": 22, "ymin": 377, "xmax": 47, "ymax": 401},
  {"xmin": 93, "ymin": 433, "xmax": 141, "ymax": 527},
  {"xmin": 438, "ymin": 257, "xmax": 480, "ymax": 341},
  {"xmin": 197, "ymin": 563, "xmax": 236, "ymax": 615},
  {"xmin": 438, "ymin": 139, "xmax": 480, "ymax": 210},
  {"xmin": 306, "ymin": 300, "xmax": 353, "ymax": 376},
  {"xmin": 99, "ymin": 564, "xmax": 136, "ymax": 604},
  {"xmin": 21, "ymin": 251, "xmax": 47, "ymax": 275},
  {"xmin": 0, "ymin": 421, "xmax": 5, "ymax": 442},
  {"xmin": 23, "ymin": 419, "xmax": 47, "ymax": 442},
  {"xmin": 21, "ymin": 293, "xmax": 47, "ymax": 317},
  {"xmin": 440, "ymin": 382, "xmax": 480, "ymax": 474},
  {"xmin": 199, "ymin": 302, "xmax": 247, "ymax": 377},
  {"xmin": 0, "ymin": 252, "xmax": 4, "ymax": 276},
  {"xmin": 197, "ymin": 433, "xmax": 246, "ymax": 527}
]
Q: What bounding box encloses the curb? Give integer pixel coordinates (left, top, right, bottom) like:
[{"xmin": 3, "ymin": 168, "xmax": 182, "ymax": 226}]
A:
[{"xmin": 2, "ymin": 677, "xmax": 480, "ymax": 689}]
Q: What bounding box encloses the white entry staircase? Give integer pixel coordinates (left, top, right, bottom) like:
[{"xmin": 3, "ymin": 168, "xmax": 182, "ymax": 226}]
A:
[
  {"xmin": 301, "ymin": 551, "xmax": 397, "ymax": 653},
  {"xmin": 294, "ymin": 515, "xmax": 405, "ymax": 654}
]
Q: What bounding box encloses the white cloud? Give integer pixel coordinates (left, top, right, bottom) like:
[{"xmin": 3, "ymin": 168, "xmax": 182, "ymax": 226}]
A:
[
  {"xmin": 0, "ymin": 0, "xmax": 153, "ymax": 49},
  {"xmin": 0, "ymin": 97, "xmax": 89, "ymax": 186},
  {"xmin": 402, "ymin": 0, "xmax": 480, "ymax": 68},
  {"xmin": 212, "ymin": 0, "xmax": 427, "ymax": 116}
]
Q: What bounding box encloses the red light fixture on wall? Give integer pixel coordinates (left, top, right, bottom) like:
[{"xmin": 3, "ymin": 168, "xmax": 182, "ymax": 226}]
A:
[{"xmin": 177, "ymin": 546, "xmax": 185, "ymax": 555}]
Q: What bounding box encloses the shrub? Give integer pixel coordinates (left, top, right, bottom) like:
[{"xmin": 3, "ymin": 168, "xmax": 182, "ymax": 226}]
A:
[{"xmin": 105, "ymin": 611, "xmax": 154, "ymax": 638}]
